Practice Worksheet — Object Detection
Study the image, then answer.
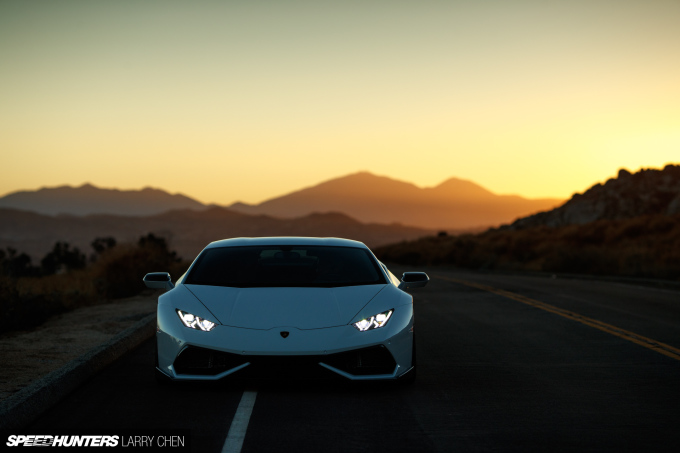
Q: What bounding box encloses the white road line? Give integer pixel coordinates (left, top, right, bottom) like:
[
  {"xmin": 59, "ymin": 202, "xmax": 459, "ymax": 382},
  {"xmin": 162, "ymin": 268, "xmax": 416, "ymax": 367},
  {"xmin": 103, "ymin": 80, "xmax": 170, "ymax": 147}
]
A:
[{"xmin": 221, "ymin": 391, "xmax": 258, "ymax": 453}]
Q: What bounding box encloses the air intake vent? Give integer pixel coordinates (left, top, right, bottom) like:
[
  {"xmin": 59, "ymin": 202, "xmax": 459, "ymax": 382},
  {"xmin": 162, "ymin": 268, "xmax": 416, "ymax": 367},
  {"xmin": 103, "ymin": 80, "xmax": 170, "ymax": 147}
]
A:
[
  {"xmin": 321, "ymin": 345, "xmax": 397, "ymax": 376},
  {"xmin": 173, "ymin": 346, "xmax": 247, "ymax": 375}
]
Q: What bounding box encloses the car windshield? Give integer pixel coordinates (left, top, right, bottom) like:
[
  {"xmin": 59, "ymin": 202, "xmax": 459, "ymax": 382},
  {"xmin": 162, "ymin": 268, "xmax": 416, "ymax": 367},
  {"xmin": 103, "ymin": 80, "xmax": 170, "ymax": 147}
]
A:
[{"xmin": 185, "ymin": 245, "xmax": 387, "ymax": 288}]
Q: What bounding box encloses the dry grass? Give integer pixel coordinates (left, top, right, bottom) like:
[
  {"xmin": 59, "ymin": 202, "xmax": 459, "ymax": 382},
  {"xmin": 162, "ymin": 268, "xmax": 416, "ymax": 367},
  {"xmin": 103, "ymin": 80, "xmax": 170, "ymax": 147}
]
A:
[
  {"xmin": 375, "ymin": 214, "xmax": 680, "ymax": 280},
  {"xmin": 0, "ymin": 240, "xmax": 189, "ymax": 334}
]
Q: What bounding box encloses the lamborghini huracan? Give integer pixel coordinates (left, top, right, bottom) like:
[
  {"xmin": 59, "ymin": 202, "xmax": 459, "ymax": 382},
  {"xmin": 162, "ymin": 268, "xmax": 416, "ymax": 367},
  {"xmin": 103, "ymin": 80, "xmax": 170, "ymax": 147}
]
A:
[{"xmin": 144, "ymin": 237, "xmax": 429, "ymax": 384}]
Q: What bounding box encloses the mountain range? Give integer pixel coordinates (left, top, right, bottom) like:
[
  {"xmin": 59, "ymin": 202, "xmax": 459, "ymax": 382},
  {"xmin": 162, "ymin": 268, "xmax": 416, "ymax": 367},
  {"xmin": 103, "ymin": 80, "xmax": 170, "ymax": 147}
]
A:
[
  {"xmin": 0, "ymin": 207, "xmax": 431, "ymax": 261},
  {"xmin": 2, "ymin": 166, "xmax": 677, "ymax": 262},
  {"xmin": 228, "ymin": 172, "xmax": 561, "ymax": 229},
  {"xmin": 0, "ymin": 172, "xmax": 562, "ymax": 230},
  {"xmin": 0, "ymin": 184, "xmax": 205, "ymax": 216}
]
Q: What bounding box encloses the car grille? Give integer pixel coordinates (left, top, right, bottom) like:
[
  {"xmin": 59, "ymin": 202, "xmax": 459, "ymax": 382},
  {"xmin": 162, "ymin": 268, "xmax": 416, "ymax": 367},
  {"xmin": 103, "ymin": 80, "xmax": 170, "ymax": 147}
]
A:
[{"xmin": 173, "ymin": 345, "xmax": 397, "ymax": 378}]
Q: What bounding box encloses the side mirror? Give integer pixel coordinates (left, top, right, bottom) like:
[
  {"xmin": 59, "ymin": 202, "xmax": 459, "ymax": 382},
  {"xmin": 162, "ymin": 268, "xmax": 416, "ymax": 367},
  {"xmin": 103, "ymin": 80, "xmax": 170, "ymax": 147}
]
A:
[
  {"xmin": 398, "ymin": 272, "xmax": 429, "ymax": 290},
  {"xmin": 143, "ymin": 272, "xmax": 175, "ymax": 290}
]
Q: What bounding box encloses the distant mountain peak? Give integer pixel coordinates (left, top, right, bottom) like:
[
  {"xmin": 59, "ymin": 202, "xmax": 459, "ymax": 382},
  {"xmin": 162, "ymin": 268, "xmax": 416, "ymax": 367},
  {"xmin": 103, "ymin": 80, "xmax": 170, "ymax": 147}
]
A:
[
  {"xmin": 1, "ymin": 170, "xmax": 566, "ymax": 229},
  {"xmin": 0, "ymin": 183, "xmax": 207, "ymax": 217},
  {"xmin": 229, "ymin": 171, "xmax": 563, "ymax": 229},
  {"xmin": 230, "ymin": 201, "xmax": 255, "ymax": 209},
  {"xmin": 320, "ymin": 171, "xmax": 414, "ymax": 185},
  {"xmin": 348, "ymin": 170, "xmax": 374, "ymax": 178},
  {"xmin": 430, "ymin": 177, "xmax": 495, "ymax": 198}
]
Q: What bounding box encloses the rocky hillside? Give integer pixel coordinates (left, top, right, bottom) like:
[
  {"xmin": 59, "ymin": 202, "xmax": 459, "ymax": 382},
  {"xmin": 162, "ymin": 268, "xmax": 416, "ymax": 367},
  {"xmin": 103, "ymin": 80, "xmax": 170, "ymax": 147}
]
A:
[{"xmin": 510, "ymin": 165, "xmax": 680, "ymax": 229}]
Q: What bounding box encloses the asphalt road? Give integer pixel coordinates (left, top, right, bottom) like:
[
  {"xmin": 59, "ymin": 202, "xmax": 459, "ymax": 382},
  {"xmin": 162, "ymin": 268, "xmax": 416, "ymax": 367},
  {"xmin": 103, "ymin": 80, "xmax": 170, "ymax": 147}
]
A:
[{"xmin": 26, "ymin": 268, "xmax": 680, "ymax": 452}]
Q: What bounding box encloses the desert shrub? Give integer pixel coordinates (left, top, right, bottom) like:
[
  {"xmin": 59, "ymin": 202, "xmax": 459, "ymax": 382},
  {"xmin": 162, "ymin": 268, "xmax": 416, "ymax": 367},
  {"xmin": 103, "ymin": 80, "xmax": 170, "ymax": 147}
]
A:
[
  {"xmin": 90, "ymin": 236, "xmax": 117, "ymax": 262},
  {"xmin": 0, "ymin": 268, "xmax": 99, "ymax": 334},
  {"xmin": 91, "ymin": 237, "xmax": 117, "ymax": 254},
  {"xmin": 40, "ymin": 242, "xmax": 87, "ymax": 275},
  {"xmin": 647, "ymin": 216, "xmax": 675, "ymax": 235},
  {"xmin": 0, "ymin": 248, "xmax": 41, "ymax": 277},
  {"xmin": 0, "ymin": 275, "xmax": 63, "ymax": 334},
  {"xmin": 375, "ymin": 213, "xmax": 680, "ymax": 281},
  {"xmin": 572, "ymin": 222, "xmax": 608, "ymax": 245},
  {"xmin": 95, "ymin": 234, "xmax": 185, "ymax": 299},
  {"xmin": 0, "ymin": 234, "xmax": 189, "ymax": 334}
]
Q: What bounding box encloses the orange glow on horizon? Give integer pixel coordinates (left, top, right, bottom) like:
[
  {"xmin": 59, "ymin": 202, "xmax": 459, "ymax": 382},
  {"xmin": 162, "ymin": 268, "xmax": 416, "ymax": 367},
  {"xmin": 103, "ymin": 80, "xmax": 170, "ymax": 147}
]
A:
[{"xmin": 1, "ymin": 1, "xmax": 679, "ymax": 205}]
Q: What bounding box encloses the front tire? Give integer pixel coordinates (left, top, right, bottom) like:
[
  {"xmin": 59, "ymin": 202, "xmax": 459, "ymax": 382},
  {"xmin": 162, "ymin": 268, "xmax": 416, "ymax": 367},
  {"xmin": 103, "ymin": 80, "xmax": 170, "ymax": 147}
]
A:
[
  {"xmin": 154, "ymin": 339, "xmax": 171, "ymax": 385},
  {"xmin": 399, "ymin": 334, "xmax": 417, "ymax": 386}
]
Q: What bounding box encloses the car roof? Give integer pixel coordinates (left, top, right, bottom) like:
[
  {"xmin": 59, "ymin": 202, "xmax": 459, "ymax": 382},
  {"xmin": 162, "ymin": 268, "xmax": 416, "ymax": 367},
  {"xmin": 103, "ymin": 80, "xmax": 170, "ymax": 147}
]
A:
[{"xmin": 204, "ymin": 237, "xmax": 369, "ymax": 249}]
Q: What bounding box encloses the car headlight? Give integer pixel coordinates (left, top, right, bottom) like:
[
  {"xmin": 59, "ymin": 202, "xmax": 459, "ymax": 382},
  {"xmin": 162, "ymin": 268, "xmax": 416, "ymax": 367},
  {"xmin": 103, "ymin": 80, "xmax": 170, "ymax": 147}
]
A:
[
  {"xmin": 176, "ymin": 309, "xmax": 216, "ymax": 331},
  {"xmin": 353, "ymin": 309, "xmax": 393, "ymax": 332}
]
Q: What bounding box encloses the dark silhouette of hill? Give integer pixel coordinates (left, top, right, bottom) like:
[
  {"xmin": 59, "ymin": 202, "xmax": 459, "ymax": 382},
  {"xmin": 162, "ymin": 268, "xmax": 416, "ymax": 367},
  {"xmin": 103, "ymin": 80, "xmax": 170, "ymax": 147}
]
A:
[
  {"xmin": 375, "ymin": 164, "xmax": 680, "ymax": 281},
  {"xmin": 375, "ymin": 212, "xmax": 680, "ymax": 280},
  {"xmin": 0, "ymin": 173, "xmax": 561, "ymax": 229},
  {"xmin": 0, "ymin": 184, "xmax": 206, "ymax": 216},
  {"xmin": 510, "ymin": 165, "xmax": 680, "ymax": 229},
  {"xmin": 0, "ymin": 207, "xmax": 432, "ymax": 261},
  {"xmin": 229, "ymin": 172, "xmax": 562, "ymax": 229}
]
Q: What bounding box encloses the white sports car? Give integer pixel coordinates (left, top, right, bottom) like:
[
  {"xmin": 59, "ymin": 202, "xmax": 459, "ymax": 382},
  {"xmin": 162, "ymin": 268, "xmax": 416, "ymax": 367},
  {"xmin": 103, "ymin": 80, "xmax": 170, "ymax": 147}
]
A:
[{"xmin": 144, "ymin": 237, "xmax": 428, "ymax": 384}]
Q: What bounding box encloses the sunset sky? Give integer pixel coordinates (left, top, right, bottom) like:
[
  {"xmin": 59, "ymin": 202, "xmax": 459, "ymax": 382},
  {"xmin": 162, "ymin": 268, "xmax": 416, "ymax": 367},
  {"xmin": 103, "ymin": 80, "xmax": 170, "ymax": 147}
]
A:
[{"xmin": 1, "ymin": 0, "xmax": 678, "ymax": 205}]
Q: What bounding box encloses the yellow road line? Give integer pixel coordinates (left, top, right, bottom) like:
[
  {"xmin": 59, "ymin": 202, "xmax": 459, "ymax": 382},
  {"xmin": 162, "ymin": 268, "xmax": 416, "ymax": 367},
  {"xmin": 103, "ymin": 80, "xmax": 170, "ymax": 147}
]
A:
[{"xmin": 436, "ymin": 275, "xmax": 680, "ymax": 362}]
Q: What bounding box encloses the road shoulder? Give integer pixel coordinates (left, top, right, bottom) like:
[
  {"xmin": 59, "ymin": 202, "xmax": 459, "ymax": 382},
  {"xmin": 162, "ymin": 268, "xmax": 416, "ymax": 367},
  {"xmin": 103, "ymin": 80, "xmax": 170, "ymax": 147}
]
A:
[{"xmin": 0, "ymin": 295, "xmax": 158, "ymax": 430}]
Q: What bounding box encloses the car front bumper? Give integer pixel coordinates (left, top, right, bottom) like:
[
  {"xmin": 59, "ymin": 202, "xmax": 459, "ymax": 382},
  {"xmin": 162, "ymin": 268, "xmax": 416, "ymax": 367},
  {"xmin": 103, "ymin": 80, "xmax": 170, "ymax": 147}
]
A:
[{"xmin": 156, "ymin": 303, "xmax": 414, "ymax": 381}]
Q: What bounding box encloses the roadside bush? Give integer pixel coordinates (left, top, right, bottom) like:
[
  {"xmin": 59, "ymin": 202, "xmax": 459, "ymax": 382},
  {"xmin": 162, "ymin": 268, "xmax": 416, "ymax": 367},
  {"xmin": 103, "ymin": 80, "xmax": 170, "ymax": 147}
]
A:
[
  {"xmin": 90, "ymin": 236, "xmax": 117, "ymax": 262},
  {"xmin": 0, "ymin": 248, "xmax": 40, "ymax": 277},
  {"xmin": 40, "ymin": 242, "xmax": 87, "ymax": 275},
  {"xmin": 0, "ymin": 276, "xmax": 61, "ymax": 334},
  {"xmin": 0, "ymin": 233, "xmax": 189, "ymax": 334},
  {"xmin": 95, "ymin": 233, "xmax": 185, "ymax": 299},
  {"xmin": 375, "ymin": 213, "xmax": 680, "ymax": 281}
]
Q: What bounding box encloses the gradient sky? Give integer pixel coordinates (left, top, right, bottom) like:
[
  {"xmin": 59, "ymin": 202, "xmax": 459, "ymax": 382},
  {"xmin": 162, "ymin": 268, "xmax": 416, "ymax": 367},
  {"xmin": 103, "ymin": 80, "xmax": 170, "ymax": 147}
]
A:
[{"xmin": 1, "ymin": 0, "xmax": 678, "ymax": 204}]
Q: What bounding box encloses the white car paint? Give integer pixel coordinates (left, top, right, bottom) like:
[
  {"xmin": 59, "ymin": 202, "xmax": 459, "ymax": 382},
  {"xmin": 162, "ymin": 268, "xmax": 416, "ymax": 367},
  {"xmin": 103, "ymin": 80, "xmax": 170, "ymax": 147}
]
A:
[
  {"xmin": 148, "ymin": 237, "xmax": 426, "ymax": 382},
  {"xmin": 184, "ymin": 284, "xmax": 387, "ymax": 329}
]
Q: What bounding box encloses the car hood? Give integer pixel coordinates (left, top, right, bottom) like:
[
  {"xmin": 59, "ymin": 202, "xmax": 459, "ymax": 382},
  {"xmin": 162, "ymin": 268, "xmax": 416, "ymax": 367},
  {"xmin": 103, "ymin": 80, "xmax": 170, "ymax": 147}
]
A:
[{"xmin": 183, "ymin": 284, "xmax": 387, "ymax": 330}]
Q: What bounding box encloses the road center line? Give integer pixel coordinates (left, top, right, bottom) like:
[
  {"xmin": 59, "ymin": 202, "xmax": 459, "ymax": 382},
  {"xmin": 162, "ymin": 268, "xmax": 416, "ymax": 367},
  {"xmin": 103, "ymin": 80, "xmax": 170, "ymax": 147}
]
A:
[
  {"xmin": 222, "ymin": 391, "xmax": 258, "ymax": 453},
  {"xmin": 436, "ymin": 275, "xmax": 680, "ymax": 362}
]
